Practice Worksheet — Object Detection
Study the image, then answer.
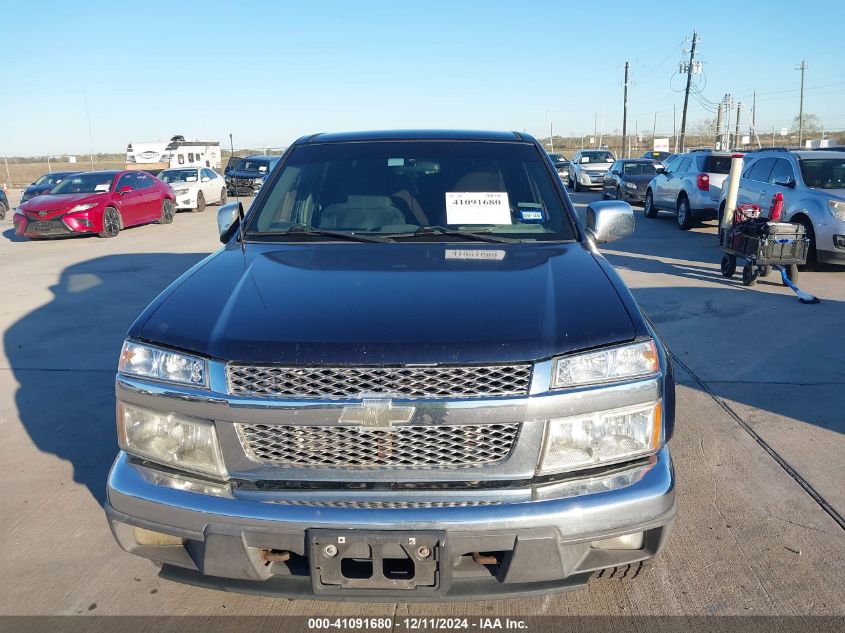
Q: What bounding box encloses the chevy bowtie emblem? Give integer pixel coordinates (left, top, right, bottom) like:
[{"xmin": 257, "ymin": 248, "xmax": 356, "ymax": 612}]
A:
[
  {"xmin": 39, "ymin": 211, "xmax": 47, "ymax": 217},
  {"xmin": 339, "ymin": 397, "xmax": 415, "ymax": 430}
]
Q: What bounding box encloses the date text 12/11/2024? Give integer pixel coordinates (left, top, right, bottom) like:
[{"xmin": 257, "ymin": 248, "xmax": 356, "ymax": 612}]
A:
[{"xmin": 307, "ymin": 617, "xmax": 529, "ymax": 630}]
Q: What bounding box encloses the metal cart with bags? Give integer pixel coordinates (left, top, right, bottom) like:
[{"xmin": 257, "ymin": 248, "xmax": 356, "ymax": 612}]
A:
[{"xmin": 720, "ymin": 217, "xmax": 809, "ymax": 287}]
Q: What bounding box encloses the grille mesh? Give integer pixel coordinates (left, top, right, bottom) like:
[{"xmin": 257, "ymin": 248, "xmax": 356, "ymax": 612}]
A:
[
  {"xmin": 265, "ymin": 499, "xmax": 502, "ymax": 509},
  {"xmin": 237, "ymin": 423, "xmax": 520, "ymax": 469},
  {"xmin": 226, "ymin": 364, "xmax": 532, "ymax": 399}
]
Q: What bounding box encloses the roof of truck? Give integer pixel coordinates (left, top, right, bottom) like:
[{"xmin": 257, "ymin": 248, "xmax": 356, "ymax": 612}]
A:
[{"xmin": 299, "ymin": 130, "xmax": 535, "ymax": 144}]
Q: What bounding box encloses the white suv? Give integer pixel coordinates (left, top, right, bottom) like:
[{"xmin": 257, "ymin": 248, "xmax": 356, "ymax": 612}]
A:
[
  {"xmin": 568, "ymin": 150, "xmax": 616, "ymax": 192},
  {"xmin": 643, "ymin": 150, "xmax": 733, "ymax": 230}
]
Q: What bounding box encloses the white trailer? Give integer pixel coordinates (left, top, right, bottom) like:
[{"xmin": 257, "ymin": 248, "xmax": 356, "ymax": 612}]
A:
[{"xmin": 126, "ymin": 138, "xmax": 222, "ymax": 171}]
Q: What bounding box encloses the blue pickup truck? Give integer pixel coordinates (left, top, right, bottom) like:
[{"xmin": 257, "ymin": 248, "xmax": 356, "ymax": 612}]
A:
[{"xmin": 106, "ymin": 130, "xmax": 676, "ymax": 600}]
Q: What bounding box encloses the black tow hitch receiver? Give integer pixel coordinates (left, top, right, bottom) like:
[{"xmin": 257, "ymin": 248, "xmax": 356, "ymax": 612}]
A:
[{"xmin": 309, "ymin": 530, "xmax": 445, "ymax": 593}]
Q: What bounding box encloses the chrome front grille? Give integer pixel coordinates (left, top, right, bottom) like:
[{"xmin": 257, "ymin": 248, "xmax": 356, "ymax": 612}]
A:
[
  {"xmin": 237, "ymin": 423, "xmax": 520, "ymax": 469},
  {"xmin": 226, "ymin": 364, "xmax": 532, "ymax": 399}
]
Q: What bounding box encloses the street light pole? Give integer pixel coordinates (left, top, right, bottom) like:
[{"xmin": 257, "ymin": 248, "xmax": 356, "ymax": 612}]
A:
[
  {"xmin": 547, "ymin": 110, "xmax": 554, "ymax": 153},
  {"xmin": 622, "ymin": 61, "xmax": 629, "ymax": 159}
]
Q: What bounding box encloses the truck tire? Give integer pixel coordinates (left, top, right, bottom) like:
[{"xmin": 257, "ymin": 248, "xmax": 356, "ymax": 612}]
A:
[{"xmin": 593, "ymin": 560, "xmax": 650, "ymax": 580}]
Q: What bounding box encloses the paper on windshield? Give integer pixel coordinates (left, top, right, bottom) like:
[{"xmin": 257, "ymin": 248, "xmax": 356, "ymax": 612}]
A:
[
  {"xmin": 94, "ymin": 184, "xmax": 110, "ymax": 192},
  {"xmin": 445, "ymin": 192, "xmax": 511, "ymax": 225}
]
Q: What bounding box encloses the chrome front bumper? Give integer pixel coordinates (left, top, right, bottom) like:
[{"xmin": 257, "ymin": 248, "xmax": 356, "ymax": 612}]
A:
[{"xmin": 105, "ymin": 447, "xmax": 675, "ymax": 599}]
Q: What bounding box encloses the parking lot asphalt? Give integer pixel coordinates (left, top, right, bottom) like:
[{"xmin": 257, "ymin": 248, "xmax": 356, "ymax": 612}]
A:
[{"xmin": 1, "ymin": 188, "xmax": 843, "ymax": 621}]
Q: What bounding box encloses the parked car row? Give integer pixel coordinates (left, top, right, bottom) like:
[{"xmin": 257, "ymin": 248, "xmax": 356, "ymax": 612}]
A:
[
  {"xmin": 609, "ymin": 145, "xmax": 845, "ymax": 266},
  {"xmin": 11, "ymin": 161, "xmax": 239, "ymax": 240}
]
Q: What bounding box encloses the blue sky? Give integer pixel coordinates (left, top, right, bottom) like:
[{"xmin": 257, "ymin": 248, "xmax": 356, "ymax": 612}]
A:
[{"xmin": 4, "ymin": 0, "xmax": 845, "ymax": 155}]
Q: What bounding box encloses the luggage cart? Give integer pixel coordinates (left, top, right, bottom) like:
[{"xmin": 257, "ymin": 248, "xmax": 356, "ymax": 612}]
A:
[{"xmin": 720, "ymin": 219, "xmax": 809, "ymax": 287}]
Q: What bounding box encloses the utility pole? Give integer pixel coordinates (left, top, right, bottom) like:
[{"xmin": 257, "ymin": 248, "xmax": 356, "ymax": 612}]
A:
[
  {"xmin": 593, "ymin": 112, "xmax": 597, "ymax": 146},
  {"xmin": 599, "ymin": 106, "xmax": 605, "ymax": 149},
  {"xmin": 652, "ymin": 112, "xmax": 657, "ymax": 146},
  {"xmin": 547, "ymin": 110, "xmax": 554, "ymax": 153},
  {"xmin": 734, "ymin": 102, "xmax": 742, "ymax": 149},
  {"xmin": 751, "ymin": 91, "xmax": 756, "ymax": 139},
  {"xmin": 715, "ymin": 102, "xmax": 724, "ymax": 150},
  {"xmin": 622, "ymin": 61, "xmax": 629, "ymax": 158},
  {"xmin": 678, "ymin": 30, "xmax": 698, "ymax": 153},
  {"xmin": 3, "ymin": 155, "xmax": 11, "ymax": 189},
  {"xmin": 797, "ymin": 59, "xmax": 807, "ymax": 147},
  {"xmin": 673, "ymin": 104, "xmax": 677, "ymax": 153}
]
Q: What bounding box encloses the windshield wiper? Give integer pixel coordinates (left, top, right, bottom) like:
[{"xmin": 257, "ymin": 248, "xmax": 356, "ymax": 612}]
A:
[
  {"xmin": 405, "ymin": 225, "xmax": 517, "ymax": 243},
  {"xmin": 257, "ymin": 224, "xmax": 390, "ymax": 243}
]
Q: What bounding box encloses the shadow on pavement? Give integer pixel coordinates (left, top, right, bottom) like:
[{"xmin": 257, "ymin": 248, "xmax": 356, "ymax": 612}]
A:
[{"xmin": 5, "ymin": 252, "xmax": 209, "ymax": 505}]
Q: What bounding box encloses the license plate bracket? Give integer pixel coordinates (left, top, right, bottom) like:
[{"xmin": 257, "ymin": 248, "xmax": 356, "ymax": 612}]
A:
[{"xmin": 309, "ymin": 529, "xmax": 445, "ymax": 594}]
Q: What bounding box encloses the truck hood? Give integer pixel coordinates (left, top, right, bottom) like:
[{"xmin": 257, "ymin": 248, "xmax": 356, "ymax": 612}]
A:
[
  {"xmin": 136, "ymin": 242, "xmax": 637, "ymax": 365},
  {"xmin": 227, "ymin": 170, "xmax": 266, "ymax": 179}
]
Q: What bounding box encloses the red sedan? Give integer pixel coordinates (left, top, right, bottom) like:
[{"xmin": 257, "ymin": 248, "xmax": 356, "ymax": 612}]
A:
[{"xmin": 14, "ymin": 170, "xmax": 176, "ymax": 239}]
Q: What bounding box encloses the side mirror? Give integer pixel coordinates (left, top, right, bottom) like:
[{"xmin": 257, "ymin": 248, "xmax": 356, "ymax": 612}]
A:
[
  {"xmin": 217, "ymin": 201, "xmax": 244, "ymax": 243},
  {"xmin": 201, "ymin": 177, "xmax": 210, "ymax": 183},
  {"xmin": 585, "ymin": 200, "xmax": 635, "ymax": 244},
  {"xmin": 773, "ymin": 177, "xmax": 796, "ymax": 188},
  {"xmin": 611, "ymin": 170, "xmax": 621, "ymax": 176},
  {"xmin": 118, "ymin": 186, "xmax": 132, "ymax": 194}
]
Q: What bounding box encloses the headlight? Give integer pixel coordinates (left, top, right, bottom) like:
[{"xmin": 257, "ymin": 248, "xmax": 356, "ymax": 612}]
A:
[
  {"xmin": 551, "ymin": 340, "xmax": 659, "ymax": 389},
  {"xmin": 174, "ymin": 187, "xmax": 189, "ymax": 195},
  {"xmin": 829, "ymin": 199, "xmax": 845, "ymax": 221},
  {"xmin": 119, "ymin": 340, "xmax": 208, "ymax": 388},
  {"xmin": 625, "ymin": 182, "xmax": 638, "ymax": 190},
  {"xmin": 538, "ymin": 400, "xmax": 662, "ymax": 474},
  {"xmin": 118, "ymin": 402, "xmax": 226, "ymax": 478},
  {"xmin": 69, "ymin": 202, "xmax": 97, "ymax": 213}
]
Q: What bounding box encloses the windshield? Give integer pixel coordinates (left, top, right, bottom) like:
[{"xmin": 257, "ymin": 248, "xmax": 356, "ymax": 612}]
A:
[
  {"xmin": 581, "ymin": 151, "xmax": 614, "ymax": 164},
  {"xmin": 239, "ymin": 159, "xmax": 271, "ymax": 173},
  {"xmin": 799, "ymin": 158, "xmax": 845, "ymax": 189},
  {"xmin": 246, "ymin": 140, "xmax": 575, "ymax": 242},
  {"xmin": 51, "ymin": 172, "xmax": 116, "ymax": 194},
  {"xmin": 34, "ymin": 173, "xmax": 73, "ymax": 187},
  {"xmin": 159, "ymin": 169, "xmax": 199, "ymax": 183},
  {"xmin": 622, "ymin": 162, "xmax": 658, "ymax": 176}
]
